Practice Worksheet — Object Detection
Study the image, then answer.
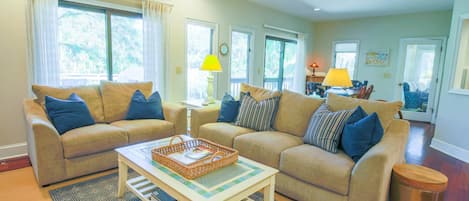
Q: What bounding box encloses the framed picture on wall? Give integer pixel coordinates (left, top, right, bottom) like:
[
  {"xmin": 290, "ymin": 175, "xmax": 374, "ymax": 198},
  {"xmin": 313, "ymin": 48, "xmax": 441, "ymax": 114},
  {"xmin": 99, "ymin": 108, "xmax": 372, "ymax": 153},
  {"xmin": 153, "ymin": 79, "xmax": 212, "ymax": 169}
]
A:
[{"xmin": 365, "ymin": 49, "xmax": 390, "ymax": 66}]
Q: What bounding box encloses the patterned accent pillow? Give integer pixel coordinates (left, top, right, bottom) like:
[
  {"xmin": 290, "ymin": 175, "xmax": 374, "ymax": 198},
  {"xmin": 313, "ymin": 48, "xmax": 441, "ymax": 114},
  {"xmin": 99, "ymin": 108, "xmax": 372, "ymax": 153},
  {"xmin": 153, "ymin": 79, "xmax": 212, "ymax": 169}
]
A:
[
  {"xmin": 236, "ymin": 94, "xmax": 280, "ymax": 131},
  {"xmin": 304, "ymin": 104, "xmax": 354, "ymax": 153}
]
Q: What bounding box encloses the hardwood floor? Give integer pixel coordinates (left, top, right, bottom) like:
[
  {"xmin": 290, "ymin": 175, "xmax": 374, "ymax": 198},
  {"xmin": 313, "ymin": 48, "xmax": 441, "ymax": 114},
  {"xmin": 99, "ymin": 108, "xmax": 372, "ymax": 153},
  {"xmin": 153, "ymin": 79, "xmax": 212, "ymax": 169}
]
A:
[
  {"xmin": 405, "ymin": 121, "xmax": 469, "ymax": 201},
  {"xmin": 0, "ymin": 121, "xmax": 467, "ymax": 201}
]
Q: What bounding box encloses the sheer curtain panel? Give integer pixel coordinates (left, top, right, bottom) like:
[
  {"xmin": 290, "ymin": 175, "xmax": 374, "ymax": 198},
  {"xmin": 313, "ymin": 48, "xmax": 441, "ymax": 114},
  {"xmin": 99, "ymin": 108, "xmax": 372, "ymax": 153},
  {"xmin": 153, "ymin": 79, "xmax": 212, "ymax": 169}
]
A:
[
  {"xmin": 27, "ymin": 0, "xmax": 60, "ymax": 86},
  {"xmin": 293, "ymin": 33, "xmax": 306, "ymax": 94},
  {"xmin": 142, "ymin": 0, "xmax": 172, "ymax": 98}
]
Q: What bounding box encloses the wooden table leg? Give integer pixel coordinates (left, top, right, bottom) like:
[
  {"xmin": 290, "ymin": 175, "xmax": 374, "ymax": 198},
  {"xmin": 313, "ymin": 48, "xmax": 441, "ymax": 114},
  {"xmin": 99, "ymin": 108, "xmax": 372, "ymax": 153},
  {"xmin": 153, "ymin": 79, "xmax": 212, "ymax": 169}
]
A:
[
  {"xmin": 117, "ymin": 156, "xmax": 128, "ymax": 198},
  {"xmin": 263, "ymin": 176, "xmax": 275, "ymax": 201}
]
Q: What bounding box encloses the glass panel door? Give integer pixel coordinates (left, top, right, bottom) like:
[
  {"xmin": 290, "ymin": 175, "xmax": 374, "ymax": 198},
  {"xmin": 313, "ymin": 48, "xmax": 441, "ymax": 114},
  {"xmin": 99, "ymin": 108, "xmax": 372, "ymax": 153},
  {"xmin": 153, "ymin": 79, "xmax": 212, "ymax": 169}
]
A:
[
  {"xmin": 263, "ymin": 36, "xmax": 297, "ymax": 91},
  {"xmin": 396, "ymin": 38, "xmax": 443, "ymax": 122}
]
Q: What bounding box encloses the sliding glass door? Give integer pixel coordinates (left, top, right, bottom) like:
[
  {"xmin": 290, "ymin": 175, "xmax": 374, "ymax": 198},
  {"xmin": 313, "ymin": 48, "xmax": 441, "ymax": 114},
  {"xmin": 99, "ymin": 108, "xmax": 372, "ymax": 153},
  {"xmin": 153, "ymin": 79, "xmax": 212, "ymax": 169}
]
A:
[{"xmin": 263, "ymin": 36, "xmax": 297, "ymax": 91}]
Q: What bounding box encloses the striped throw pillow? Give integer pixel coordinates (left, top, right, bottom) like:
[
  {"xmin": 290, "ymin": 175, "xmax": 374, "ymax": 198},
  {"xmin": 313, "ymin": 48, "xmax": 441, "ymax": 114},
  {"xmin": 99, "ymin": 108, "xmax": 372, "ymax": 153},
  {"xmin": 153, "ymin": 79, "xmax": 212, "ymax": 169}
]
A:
[
  {"xmin": 304, "ymin": 104, "xmax": 353, "ymax": 153},
  {"xmin": 236, "ymin": 94, "xmax": 279, "ymax": 131}
]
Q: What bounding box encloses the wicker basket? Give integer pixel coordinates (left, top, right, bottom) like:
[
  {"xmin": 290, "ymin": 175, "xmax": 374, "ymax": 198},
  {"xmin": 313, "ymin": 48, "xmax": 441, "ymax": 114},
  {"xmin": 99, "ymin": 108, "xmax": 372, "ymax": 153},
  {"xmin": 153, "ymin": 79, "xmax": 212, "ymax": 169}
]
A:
[{"xmin": 152, "ymin": 135, "xmax": 239, "ymax": 179}]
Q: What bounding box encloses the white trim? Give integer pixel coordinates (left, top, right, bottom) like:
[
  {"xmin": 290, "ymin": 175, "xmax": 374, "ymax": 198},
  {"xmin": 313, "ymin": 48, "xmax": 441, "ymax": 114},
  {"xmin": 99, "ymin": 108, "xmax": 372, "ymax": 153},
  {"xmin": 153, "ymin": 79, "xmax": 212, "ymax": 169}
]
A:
[
  {"xmin": 263, "ymin": 24, "xmax": 299, "ymax": 35},
  {"xmin": 65, "ymin": 0, "xmax": 143, "ymax": 13},
  {"xmin": 430, "ymin": 138, "xmax": 469, "ymax": 163},
  {"xmin": 0, "ymin": 142, "xmax": 28, "ymax": 160},
  {"xmin": 448, "ymin": 13, "xmax": 469, "ymax": 95}
]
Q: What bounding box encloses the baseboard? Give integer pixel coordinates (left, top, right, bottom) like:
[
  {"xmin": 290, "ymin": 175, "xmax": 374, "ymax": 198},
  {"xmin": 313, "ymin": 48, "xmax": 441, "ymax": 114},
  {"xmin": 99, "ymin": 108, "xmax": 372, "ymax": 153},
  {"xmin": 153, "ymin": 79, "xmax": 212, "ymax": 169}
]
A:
[
  {"xmin": 0, "ymin": 142, "xmax": 28, "ymax": 160},
  {"xmin": 430, "ymin": 138, "xmax": 469, "ymax": 163},
  {"xmin": 0, "ymin": 155, "xmax": 31, "ymax": 172}
]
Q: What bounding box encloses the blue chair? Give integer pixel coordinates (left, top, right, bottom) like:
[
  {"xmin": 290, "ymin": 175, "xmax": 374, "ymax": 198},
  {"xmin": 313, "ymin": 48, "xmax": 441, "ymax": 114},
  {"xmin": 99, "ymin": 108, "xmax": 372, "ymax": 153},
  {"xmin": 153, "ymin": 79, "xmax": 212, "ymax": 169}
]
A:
[
  {"xmin": 403, "ymin": 82, "xmax": 429, "ymax": 109},
  {"xmin": 306, "ymin": 82, "xmax": 325, "ymax": 97}
]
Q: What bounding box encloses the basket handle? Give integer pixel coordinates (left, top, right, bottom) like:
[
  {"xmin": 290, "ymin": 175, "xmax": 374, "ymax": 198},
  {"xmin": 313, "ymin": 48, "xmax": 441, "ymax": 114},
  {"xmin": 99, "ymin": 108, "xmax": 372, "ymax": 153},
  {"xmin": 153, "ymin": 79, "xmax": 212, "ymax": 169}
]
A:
[
  {"xmin": 169, "ymin": 135, "xmax": 185, "ymax": 146},
  {"xmin": 208, "ymin": 151, "xmax": 224, "ymax": 162}
]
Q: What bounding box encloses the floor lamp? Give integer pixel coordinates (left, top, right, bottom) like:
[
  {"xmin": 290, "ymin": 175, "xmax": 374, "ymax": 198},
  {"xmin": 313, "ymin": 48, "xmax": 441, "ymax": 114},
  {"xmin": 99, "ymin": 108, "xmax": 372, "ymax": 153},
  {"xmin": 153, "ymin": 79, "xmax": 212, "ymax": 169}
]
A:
[{"xmin": 200, "ymin": 55, "xmax": 223, "ymax": 105}]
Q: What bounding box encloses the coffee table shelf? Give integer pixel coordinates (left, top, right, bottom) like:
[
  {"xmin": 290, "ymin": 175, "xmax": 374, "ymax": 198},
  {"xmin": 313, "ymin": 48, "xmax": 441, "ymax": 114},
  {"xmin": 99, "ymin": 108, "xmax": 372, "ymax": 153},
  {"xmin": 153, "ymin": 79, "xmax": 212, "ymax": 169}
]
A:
[{"xmin": 126, "ymin": 176, "xmax": 158, "ymax": 201}]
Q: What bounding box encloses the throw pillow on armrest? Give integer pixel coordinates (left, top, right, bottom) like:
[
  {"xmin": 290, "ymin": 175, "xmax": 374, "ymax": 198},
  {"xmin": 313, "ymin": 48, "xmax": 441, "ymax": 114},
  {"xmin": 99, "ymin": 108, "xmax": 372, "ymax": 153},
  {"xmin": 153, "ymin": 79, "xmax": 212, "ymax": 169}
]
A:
[
  {"xmin": 217, "ymin": 93, "xmax": 241, "ymax": 123},
  {"xmin": 126, "ymin": 90, "xmax": 165, "ymax": 120},
  {"xmin": 341, "ymin": 106, "xmax": 384, "ymax": 162},
  {"xmin": 45, "ymin": 93, "xmax": 95, "ymax": 134},
  {"xmin": 303, "ymin": 104, "xmax": 354, "ymax": 153}
]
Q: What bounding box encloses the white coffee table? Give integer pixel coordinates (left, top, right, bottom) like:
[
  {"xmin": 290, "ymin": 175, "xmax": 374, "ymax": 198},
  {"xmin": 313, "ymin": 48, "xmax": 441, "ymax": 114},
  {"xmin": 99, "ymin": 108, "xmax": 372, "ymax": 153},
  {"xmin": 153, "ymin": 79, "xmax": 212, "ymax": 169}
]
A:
[{"xmin": 116, "ymin": 136, "xmax": 278, "ymax": 201}]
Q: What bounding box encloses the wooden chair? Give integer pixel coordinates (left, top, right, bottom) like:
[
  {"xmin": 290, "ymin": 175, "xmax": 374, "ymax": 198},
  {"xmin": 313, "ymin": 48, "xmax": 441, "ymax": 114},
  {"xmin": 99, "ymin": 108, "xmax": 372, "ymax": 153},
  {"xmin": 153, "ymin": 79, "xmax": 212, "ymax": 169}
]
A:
[{"xmin": 356, "ymin": 85, "xmax": 374, "ymax": 100}]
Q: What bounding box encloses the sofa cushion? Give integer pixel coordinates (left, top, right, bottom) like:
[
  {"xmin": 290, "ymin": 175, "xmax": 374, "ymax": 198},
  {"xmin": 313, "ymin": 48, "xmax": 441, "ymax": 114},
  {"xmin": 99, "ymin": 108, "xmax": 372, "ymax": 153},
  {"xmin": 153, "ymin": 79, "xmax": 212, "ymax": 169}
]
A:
[
  {"xmin": 274, "ymin": 90, "xmax": 324, "ymax": 137},
  {"xmin": 280, "ymin": 144, "xmax": 355, "ymax": 195},
  {"xmin": 45, "ymin": 93, "xmax": 95, "ymax": 134},
  {"xmin": 233, "ymin": 131, "xmax": 303, "ymax": 168},
  {"xmin": 199, "ymin": 123, "xmax": 255, "ymax": 147},
  {"xmin": 303, "ymin": 104, "xmax": 354, "ymax": 153},
  {"xmin": 111, "ymin": 119, "xmax": 174, "ymax": 144},
  {"xmin": 32, "ymin": 84, "xmax": 105, "ymax": 122},
  {"xmin": 236, "ymin": 94, "xmax": 280, "ymax": 131},
  {"xmin": 126, "ymin": 90, "xmax": 165, "ymax": 120},
  {"xmin": 326, "ymin": 93, "xmax": 402, "ymax": 130},
  {"xmin": 240, "ymin": 83, "xmax": 281, "ymax": 101},
  {"xmin": 61, "ymin": 124, "xmax": 128, "ymax": 158},
  {"xmin": 100, "ymin": 81, "xmax": 153, "ymax": 122}
]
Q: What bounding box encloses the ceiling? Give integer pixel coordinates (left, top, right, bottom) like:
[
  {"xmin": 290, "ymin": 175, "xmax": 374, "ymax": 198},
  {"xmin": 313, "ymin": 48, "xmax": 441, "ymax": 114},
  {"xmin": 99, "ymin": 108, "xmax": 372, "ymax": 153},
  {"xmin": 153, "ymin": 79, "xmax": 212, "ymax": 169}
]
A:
[{"xmin": 248, "ymin": 0, "xmax": 454, "ymax": 21}]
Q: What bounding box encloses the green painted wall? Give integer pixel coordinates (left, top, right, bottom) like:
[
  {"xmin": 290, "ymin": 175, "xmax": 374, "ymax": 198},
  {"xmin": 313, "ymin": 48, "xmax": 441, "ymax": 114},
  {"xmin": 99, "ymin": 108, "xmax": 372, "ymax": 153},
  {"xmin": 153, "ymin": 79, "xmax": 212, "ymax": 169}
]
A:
[
  {"xmin": 312, "ymin": 11, "xmax": 452, "ymax": 100},
  {"xmin": 433, "ymin": 0, "xmax": 469, "ymax": 162}
]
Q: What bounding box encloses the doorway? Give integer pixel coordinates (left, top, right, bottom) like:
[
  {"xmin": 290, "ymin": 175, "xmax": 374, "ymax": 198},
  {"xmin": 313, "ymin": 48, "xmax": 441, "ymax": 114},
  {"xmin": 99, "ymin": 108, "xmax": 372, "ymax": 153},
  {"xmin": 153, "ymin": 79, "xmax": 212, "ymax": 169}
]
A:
[
  {"xmin": 263, "ymin": 36, "xmax": 297, "ymax": 91},
  {"xmin": 396, "ymin": 38, "xmax": 445, "ymax": 122}
]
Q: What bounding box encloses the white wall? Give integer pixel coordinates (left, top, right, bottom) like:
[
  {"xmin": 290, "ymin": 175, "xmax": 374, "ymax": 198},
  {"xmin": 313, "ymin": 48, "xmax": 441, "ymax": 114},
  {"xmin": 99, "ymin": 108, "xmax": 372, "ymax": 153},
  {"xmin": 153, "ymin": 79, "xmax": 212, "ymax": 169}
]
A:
[
  {"xmin": 312, "ymin": 11, "xmax": 452, "ymax": 100},
  {"xmin": 0, "ymin": 0, "xmax": 29, "ymax": 158},
  {"xmin": 432, "ymin": 0, "xmax": 469, "ymax": 163}
]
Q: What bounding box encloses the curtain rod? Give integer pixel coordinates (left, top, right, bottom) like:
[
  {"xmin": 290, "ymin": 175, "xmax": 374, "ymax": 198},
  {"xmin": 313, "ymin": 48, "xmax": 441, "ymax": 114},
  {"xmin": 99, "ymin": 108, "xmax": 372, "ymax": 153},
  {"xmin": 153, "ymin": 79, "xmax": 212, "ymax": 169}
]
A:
[{"xmin": 263, "ymin": 24, "xmax": 300, "ymax": 35}]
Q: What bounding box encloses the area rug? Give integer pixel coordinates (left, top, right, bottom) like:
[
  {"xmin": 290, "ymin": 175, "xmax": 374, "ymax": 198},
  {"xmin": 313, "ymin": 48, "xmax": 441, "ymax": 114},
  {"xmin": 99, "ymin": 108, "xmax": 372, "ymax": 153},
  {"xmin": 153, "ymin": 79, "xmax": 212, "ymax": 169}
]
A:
[{"xmin": 49, "ymin": 171, "xmax": 266, "ymax": 201}]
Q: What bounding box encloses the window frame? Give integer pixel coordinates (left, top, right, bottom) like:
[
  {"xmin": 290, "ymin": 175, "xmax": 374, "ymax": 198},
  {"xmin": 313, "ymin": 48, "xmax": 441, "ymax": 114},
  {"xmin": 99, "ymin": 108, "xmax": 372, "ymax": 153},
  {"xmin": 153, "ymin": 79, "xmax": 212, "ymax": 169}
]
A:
[
  {"xmin": 263, "ymin": 35, "xmax": 298, "ymax": 91},
  {"xmin": 58, "ymin": 0, "xmax": 142, "ymax": 82},
  {"xmin": 229, "ymin": 26, "xmax": 254, "ymax": 95},
  {"xmin": 331, "ymin": 40, "xmax": 360, "ymax": 79},
  {"xmin": 184, "ymin": 19, "xmax": 219, "ymax": 100}
]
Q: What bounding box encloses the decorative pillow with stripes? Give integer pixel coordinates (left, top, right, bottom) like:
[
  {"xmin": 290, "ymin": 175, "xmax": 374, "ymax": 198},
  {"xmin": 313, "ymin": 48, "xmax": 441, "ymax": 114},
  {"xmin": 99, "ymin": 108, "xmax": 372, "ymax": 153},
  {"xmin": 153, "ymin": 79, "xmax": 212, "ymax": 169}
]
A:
[
  {"xmin": 235, "ymin": 94, "xmax": 280, "ymax": 131},
  {"xmin": 303, "ymin": 104, "xmax": 354, "ymax": 153}
]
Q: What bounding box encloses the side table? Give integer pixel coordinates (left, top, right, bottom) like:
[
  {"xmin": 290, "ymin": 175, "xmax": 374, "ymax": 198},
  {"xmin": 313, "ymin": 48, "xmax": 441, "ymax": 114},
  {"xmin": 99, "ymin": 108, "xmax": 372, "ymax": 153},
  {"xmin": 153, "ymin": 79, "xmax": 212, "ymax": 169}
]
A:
[{"xmin": 391, "ymin": 164, "xmax": 448, "ymax": 201}]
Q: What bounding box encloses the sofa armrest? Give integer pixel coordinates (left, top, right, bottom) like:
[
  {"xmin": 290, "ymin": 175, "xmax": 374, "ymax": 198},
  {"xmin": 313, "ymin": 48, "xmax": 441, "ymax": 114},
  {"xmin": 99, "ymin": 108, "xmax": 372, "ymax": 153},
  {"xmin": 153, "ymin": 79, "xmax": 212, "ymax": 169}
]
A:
[
  {"xmin": 163, "ymin": 103, "xmax": 187, "ymax": 135},
  {"xmin": 349, "ymin": 119, "xmax": 410, "ymax": 201},
  {"xmin": 190, "ymin": 106, "xmax": 220, "ymax": 138},
  {"xmin": 23, "ymin": 99, "xmax": 66, "ymax": 186}
]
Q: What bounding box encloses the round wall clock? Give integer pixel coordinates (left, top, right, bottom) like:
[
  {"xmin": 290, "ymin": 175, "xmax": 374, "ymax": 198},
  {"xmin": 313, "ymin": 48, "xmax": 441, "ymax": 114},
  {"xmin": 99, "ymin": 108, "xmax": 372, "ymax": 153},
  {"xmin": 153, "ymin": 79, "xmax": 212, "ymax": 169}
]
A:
[{"xmin": 219, "ymin": 43, "xmax": 229, "ymax": 56}]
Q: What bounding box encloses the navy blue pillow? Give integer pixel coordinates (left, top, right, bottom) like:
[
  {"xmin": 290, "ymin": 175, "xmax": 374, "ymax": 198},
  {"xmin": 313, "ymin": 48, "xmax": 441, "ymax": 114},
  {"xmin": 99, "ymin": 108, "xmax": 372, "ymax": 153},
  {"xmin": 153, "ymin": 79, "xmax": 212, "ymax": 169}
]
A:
[
  {"xmin": 341, "ymin": 106, "xmax": 384, "ymax": 162},
  {"xmin": 45, "ymin": 93, "xmax": 95, "ymax": 135},
  {"xmin": 126, "ymin": 90, "xmax": 165, "ymax": 120},
  {"xmin": 217, "ymin": 93, "xmax": 240, "ymax": 122}
]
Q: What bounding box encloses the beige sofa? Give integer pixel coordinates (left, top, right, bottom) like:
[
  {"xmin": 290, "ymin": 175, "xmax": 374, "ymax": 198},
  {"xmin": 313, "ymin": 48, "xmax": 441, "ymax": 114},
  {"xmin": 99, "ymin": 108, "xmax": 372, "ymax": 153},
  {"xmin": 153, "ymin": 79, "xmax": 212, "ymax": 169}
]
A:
[
  {"xmin": 23, "ymin": 81, "xmax": 187, "ymax": 186},
  {"xmin": 191, "ymin": 84, "xmax": 409, "ymax": 201}
]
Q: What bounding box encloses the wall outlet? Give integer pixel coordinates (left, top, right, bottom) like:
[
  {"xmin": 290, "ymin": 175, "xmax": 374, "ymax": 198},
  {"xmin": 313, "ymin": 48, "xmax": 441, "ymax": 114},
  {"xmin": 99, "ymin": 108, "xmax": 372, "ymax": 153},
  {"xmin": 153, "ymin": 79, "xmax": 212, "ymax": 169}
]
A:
[
  {"xmin": 383, "ymin": 72, "xmax": 392, "ymax": 79},
  {"xmin": 176, "ymin": 66, "xmax": 182, "ymax": 74}
]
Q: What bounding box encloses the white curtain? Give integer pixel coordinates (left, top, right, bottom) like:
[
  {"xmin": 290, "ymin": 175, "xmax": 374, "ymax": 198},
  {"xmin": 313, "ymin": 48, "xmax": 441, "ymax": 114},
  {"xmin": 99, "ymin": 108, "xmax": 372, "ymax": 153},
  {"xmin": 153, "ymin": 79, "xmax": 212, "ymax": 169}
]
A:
[
  {"xmin": 142, "ymin": 0, "xmax": 172, "ymax": 98},
  {"xmin": 293, "ymin": 33, "xmax": 306, "ymax": 94},
  {"xmin": 27, "ymin": 0, "xmax": 60, "ymax": 86}
]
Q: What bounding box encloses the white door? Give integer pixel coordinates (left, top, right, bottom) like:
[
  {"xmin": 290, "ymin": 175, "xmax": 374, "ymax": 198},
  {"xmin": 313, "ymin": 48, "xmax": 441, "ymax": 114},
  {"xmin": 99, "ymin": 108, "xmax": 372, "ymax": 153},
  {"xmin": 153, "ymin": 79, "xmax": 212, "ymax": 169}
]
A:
[{"xmin": 396, "ymin": 38, "xmax": 444, "ymax": 122}]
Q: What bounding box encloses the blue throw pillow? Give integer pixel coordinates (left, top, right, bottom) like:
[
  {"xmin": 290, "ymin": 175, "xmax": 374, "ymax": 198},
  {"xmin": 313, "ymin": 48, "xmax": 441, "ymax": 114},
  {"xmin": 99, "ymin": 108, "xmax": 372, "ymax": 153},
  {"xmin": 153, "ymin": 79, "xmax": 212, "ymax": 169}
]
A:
[
  {"xmin": 341, "ymin": 106, "xmax": 384, "ymax": 162},
  {"xmin": 217, "ymin": 93, "xmax": 240, "ymax": 123},
  {"xmin": 45, "ymin": 93, "xmax": 95, "ymax": 135},
  {"xmin": 126, "ymin": 90, "xmax": 165, "ymax": 120}
]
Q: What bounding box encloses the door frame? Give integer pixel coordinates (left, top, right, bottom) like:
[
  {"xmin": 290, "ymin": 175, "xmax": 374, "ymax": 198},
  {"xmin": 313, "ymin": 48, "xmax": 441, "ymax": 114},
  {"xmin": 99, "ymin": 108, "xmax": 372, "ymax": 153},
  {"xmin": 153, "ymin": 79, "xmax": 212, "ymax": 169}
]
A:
[{"xmin": 395, "ymin": 37, "xmax": 447, "ymax": 123}]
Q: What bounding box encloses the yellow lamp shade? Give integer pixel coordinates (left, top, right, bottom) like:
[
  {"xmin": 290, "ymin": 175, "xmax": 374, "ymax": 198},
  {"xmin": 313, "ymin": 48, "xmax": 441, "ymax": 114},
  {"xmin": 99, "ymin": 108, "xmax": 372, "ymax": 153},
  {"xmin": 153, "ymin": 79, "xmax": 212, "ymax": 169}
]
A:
[
  {"xmin": 322, "ymin": 68, "xmax": 353, "ymax": 87},
  {"xmin": 200, "ymin": 55, "xmax": 223, "ymax": 72}
]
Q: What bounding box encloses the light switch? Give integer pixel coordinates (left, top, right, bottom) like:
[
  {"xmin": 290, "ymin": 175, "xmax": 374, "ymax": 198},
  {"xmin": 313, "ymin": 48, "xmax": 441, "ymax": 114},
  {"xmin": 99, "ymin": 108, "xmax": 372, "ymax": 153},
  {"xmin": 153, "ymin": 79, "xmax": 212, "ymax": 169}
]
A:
[
  {"xmin": 176, "ymin": 66, "xmax": 182, "ymax": 74},
  {"xmin": 383, "ymin": 72, "xmax": 392, "ymax": 79}
]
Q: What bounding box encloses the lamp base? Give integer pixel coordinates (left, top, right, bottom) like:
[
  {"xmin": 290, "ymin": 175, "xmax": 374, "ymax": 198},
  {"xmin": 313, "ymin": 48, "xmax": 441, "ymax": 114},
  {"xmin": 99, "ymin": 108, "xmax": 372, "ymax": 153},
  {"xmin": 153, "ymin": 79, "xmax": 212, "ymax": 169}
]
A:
[{"xmin": 204, "ymin": 72, "xmax": 215, "ymax": 105}]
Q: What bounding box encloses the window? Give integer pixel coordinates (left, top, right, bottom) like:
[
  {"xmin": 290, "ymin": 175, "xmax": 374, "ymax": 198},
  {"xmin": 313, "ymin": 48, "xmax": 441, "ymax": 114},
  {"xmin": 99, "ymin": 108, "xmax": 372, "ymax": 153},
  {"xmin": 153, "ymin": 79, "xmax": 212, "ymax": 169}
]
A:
[
  {"xmin": 332, "ymin": 41, "xmax": 359, "ymax": 79},
  {"xmin": 263, "ymin": 36, "xmax": 297, "ymax": 91},
  {"xmin": 58, "ymin": 2, "xmax": 142, "ymax": 86},
  {"xmin": 230, "ymin": 30, "xmax": 252, "ymax": 96},
  {"xmin": 186, "ymin": 21, "xmax": 217, "ymax": 101}
]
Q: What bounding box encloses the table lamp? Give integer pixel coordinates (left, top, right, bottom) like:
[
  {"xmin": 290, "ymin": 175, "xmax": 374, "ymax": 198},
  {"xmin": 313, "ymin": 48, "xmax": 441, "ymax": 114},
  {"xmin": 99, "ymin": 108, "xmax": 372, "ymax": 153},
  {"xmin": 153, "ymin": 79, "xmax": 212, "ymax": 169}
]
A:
[
  {"xmin": 322, "ymin": 68, "xmax": 352, "ymax": 96},
  {"xmin": 200, "ymin": 55, "xmax": 223, "ymax": 105},
  {"xmin": 309, "ymin": 62, "xmax": 319, "ymax": 76}
]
